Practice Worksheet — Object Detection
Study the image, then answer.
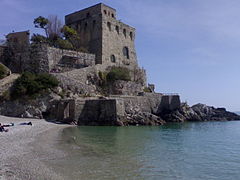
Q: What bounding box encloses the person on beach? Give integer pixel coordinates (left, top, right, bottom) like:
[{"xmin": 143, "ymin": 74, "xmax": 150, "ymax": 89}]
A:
[
  {"xmin": 19, "ymin": 122, "xmax": 32, "ymax": 126},
  {"xmin": 0, "ymin": 123, "xmax": 9, "ymax": 132}
]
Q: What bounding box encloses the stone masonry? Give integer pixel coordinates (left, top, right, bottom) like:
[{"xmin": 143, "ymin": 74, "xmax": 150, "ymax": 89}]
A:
[{"xmin": 65, "ymin": 3, "xmax": 138, "ymax": 69}]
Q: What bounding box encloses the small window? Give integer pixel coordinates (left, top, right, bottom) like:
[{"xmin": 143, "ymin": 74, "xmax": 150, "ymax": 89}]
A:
[
  {"xmin": 123, "ymin": 47, "xmax": 129, "ymax": 59},
  {"xmin": 110, "ymin": 55, "xmax": 116, "ymax": 63},
  {"xmin": 104, "ymin": 10, "xmax": 107, "ymax": 15},
  {"xmin": 86, "ymin": 12, "xmax": 90, "ymax": 18},
  {"xmin": 123, "ymin": 29, "xmax": 126, "ymax": 38},
  {"xmin": 93, "ymin": 20, "xmax": 96, "ymax": 28},
  {"xmin": 112, "ymin": 14, "xmax": 115, "ymax": 18},
  {"xmin": 115, "ymin": 26, "xmax": 119, "ymax": 34},
  {"xmin": 130, "ymin": 32, "xmax": 133, "ymax": 40},
  {"xmin": 84, "ymin": 22, "xmax": 88, "ymax": 31},
  {"xmin": 107, "ymin": 22, "xmax": 111, "ymax": 31}
]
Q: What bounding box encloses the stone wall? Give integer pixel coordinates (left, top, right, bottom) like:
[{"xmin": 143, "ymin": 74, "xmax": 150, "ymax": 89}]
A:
[
  {"xmin": 50, "ymin": 98, "xmax": 125, "ymax": 125},
  {"xmin": 114, "ymin": 93, "xmax": 181, "ymax": 115},
  {"xmin": 65, "ymin": 3, "xmax": 139, "ymax": 70},
  {"xmin": 65, "ymin": 3, "xmax": 103, "ymax": 64},
  {"xmin": 78, "ymin": 99, "xmax": 125, "ymax": 125},
  {"xmin": 3, "ymin": 31, "xmax": 30, "ymax": 73},
  {"xmin": 52, "ymin": 66, "xmax": 99, "ymax": 95},
  {"xmin": 47, "ymin": 46, "xmax": 95, "ymax": 72},
  {"xmin": 102, "ymin": 13, "xmax": 138, "ymax": 70},
  {"xmin": 30, "ymin": 44, "xmax": 95, "ymax": 73},
  {"xmin": 109, "ymin": 80, "xmax": 143, "ymax": 96}
]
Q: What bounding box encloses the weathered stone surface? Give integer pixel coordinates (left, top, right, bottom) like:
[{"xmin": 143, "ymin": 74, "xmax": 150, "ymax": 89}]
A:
[
  {"xmin": 109, "ymin": 80, "xmax": 143, "ymax": 95},
  {"xmin": 0, "ymin": 92, "xmax": 61, "ymax": 119}
]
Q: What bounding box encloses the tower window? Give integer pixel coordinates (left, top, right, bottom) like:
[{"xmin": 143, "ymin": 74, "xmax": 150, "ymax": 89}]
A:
[
  {"xmin": 110, "ymin": 55, "xmax": 116, "ymax": 63},
  {"xmin": 130, "ymin": 32, "xmax": 133, "ymax": 40},
  {"xmin": 104, "ymin": 10, "xmax": 107, "ymax": 15},
  {"xmin": 123, "ymin": 47, "xmax": 129, "ymax": 59},
  {"xmin": 84, "ymin": 23, "xmax": 88, "ymax": 31},
  {"xmin": 115, "ymin": 26, "xmax": 119, "ymax": 34},
  {"xmin": 86, "ymin": 12, "xmax": 90, "ymax": 18},
  {"xmin": 107, "ymin": 22, "xmax": 111, "ymax": 31},
  {"xmin": 93, "ymin": 20, "xmax": 96, "ymax": 28},
  {"xmin": 123, "ymin": 29, "xmax": 126, "ymax": 38},
  {"xmin": 112, "ymin": 14, "xmax": 115, "ymax": 18}
]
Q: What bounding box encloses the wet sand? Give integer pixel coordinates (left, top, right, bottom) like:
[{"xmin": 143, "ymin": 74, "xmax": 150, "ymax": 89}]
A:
[{"xmin": 0, "ymin": 115, "xmax": 70, "ymax": 180}]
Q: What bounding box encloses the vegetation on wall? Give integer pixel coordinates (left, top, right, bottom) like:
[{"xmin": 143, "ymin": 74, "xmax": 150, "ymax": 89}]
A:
[
  {"xmin": 106, "ymin": 67, "xmax": 131, "ymax": 82},
  {"xmin": 32, "ymin": 16, "xmax": 87, "ymax": 52},
  {"xmin": 143, "ymin": 87, "xmax": 152, "ymax": 93},
  {"xmin": 11, "ymin": 72, "xmax": 59, "ymax": 99}
]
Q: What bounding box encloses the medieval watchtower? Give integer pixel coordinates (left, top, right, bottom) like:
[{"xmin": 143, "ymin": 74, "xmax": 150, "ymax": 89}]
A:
[{"xmin": 65, "ymin": 3, "xmax": 138, "ymax": 69}]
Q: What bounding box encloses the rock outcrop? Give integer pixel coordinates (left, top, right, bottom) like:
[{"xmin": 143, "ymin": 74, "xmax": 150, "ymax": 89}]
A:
[
  {"xmin": 0, "ymin": 92, "xmax": 61, "ymax": 119},
  {"xmin": 161, "ymin": 103, "xmax": 240, "ymax": 122}
]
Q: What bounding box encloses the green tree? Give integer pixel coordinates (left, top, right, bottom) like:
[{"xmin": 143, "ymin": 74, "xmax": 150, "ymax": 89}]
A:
[
  {"xmin": 61, "ymin": 25, "xmax": 77, "ymax": 39},
  {"xmin": 34, "ymin": 16, "xmax": 49, "ymax": 37}
]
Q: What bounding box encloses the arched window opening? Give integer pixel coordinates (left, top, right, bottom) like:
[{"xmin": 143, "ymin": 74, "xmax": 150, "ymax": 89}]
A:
[
  {"xmin": 115, "ymin": 26, "xmax": 119, "ymax": 34},
  {"xmin": 92, "ymin": 20, "xmax": 96, "ymax": 29},
  {"xmin": 104, "ymin": 10, "xmax": 107, "ymax": 15},
  {"xmin": 110, "ymin": 55, "xmax": 116, "ymax": 63},
  {"xmin": 130, "ymin": 32, "xmax": 133, "ymax": 40},
  {"xmin": 123, "ymin": 47, "xmax": 129, "ymax": 59},
  {"xmin": 86, "ymin": 12, "xmax": 90, "ymax": 18},
  {"xmin": 84, "ymin": 22, "xmax": 88, "ymax": 31},
  {"xmin": 123, "ymin": 29, "xmax": 127, "ymax": 38},
  {"xmin": 112, "ymin": 14, "xmax": 115, "ymax": 18},
  {"xmin": 107, "ymin": 22, "xmax": 111, "ymax": 31}
]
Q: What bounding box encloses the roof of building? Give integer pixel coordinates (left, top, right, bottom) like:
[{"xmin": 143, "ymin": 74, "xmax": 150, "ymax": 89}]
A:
[{"xmin": 65, "ymin": 3, "xmax": 116, "ymax": 17}]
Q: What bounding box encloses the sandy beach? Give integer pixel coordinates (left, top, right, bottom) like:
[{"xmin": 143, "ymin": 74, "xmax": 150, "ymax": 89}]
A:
[{"xmin": 0, "ymin": 115, "xmax": 70, "ymax": 180}]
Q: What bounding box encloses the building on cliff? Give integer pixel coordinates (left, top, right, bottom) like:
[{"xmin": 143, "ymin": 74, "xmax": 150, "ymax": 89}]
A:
[
  {"xmin": 65, "ymin": 3, "xmax": 138, "ymax": 69},
  {"xmin": 0, "ymin": 3, "xmax": 181, "ymax": 125}
]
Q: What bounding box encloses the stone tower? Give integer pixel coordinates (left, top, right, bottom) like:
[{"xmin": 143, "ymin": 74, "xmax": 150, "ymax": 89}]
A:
[{"xmin": 65, "ymin": 3, "xmax": 138, "ymax": 69}]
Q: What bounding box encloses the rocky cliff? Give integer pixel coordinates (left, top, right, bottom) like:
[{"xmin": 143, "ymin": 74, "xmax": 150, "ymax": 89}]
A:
[{"xmin": 161, "ymin": 103, "xmax": 240, "ymax": 123}]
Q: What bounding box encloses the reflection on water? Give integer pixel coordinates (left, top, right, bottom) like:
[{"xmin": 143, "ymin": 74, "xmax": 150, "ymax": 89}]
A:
[{"xmin": 48, "ymin": 121, "xmax": 240, "ymax": 180}]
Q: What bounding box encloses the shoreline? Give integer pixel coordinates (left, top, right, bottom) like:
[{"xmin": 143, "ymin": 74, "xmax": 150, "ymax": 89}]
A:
[{"xmin": 0, "ymin": 115, "xmax": 71, "ymax": 180}]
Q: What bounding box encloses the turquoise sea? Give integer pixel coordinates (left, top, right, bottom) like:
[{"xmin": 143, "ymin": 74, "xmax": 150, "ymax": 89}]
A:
[{"xmin": 49, "ymin": 121, "xmax": 240, "ymax": 180}]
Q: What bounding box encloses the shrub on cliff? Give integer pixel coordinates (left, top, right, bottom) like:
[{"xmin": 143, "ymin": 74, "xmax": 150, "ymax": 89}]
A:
[
  {"xmin": 11, "ymin": 72, "xmax": 59, "ymax": 99},
  {"xmin": 106, "ymin": 67, "xmax": 131, "ymax": 82},
  {"xmin": 0, "ymin": 63, "xmax": 8, "ymax": 79},
  {"xmin": 31, "ymin": 34, "xmax": 48, "ymax": 44},
  {"xmin": 55, "ymin": 39, "xmax": 74, "ymax": 50}
]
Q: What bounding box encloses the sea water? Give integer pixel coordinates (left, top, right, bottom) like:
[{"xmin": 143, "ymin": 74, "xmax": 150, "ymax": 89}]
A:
[{"xmin": 48, "ymin": 121, "xmax": 240, "ymax": 180}]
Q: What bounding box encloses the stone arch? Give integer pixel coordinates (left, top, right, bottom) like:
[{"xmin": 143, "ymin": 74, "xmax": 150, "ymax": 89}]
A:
[
  {"xmin": 110, "ymin": 54, "xmax": 116, "ymax": 63},
  {"xmin": 123, "ymin": 47, "xmax": 129, "ymax": 59}
]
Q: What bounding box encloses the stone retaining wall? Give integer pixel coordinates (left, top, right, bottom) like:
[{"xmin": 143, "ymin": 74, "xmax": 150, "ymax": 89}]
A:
[{"xmin": 30, "ymin": 44, "xmax": 96, "ymax": 73}]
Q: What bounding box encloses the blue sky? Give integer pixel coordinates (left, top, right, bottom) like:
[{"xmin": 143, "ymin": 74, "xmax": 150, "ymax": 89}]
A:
[{"xmin": 0, "ymin": 0, "xmax": 240, "ymax": 111}]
